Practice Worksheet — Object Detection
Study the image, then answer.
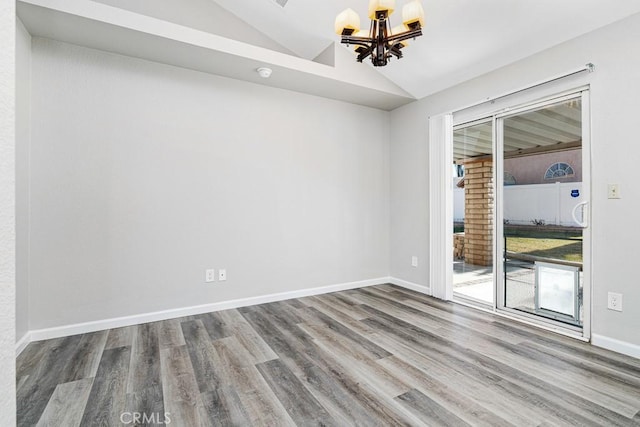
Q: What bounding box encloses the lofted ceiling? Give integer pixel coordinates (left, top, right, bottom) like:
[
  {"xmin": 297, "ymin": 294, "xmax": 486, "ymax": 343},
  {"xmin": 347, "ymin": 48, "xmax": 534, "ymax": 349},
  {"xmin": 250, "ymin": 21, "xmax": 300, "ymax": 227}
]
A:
[
  {"xmin": 211, "ymin": 0, "xmax": 640, "ymax": 98},
  {"xmin": 19, "ymin": 0, "xmax": 640, "ymax": 109}
]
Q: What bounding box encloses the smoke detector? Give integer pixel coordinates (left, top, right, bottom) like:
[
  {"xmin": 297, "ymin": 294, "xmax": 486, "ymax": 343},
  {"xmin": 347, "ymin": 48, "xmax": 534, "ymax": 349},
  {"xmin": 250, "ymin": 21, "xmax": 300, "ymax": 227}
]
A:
[{"xmin": 257, "ymin": 67, "xmax": 273, "ymax": 78}]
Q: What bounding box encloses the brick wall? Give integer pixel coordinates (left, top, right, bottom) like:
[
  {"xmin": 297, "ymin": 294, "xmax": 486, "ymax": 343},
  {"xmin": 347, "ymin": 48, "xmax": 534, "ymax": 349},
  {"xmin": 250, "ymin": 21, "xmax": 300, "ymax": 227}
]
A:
[
  {"xmin": 454, "ymin": 233, "xmax": 465, "ymax": 259},
  {"xmin": 462, "ymin": 157, "xmax": 493, "ymax": 266}
]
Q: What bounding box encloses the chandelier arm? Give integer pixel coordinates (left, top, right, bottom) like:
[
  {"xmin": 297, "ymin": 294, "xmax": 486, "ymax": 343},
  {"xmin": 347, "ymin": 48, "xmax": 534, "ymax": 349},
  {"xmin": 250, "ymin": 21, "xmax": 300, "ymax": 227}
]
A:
[
  {"xmin": 386, "ymin": 28, "xmax": 423, "ymax": 44},
  {"xmin": 389, "ymin": 45, "xmax": 403, "ymax": 59},
  {"xmin": 340, "ymin": 36, "xmax": 375, "ymax": 46},
  {"xmin": 357, "ymin": 45, "xmax": 375, "ymax": 62}
]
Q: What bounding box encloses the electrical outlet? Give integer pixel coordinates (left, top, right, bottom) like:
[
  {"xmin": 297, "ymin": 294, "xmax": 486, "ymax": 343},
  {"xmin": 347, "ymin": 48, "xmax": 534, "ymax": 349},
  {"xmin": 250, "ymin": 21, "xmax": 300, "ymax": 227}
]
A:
[
  {"xmin": 607, "ymin": 292, "xmax": 622, "ymax": 312},
  {"xmin": 218, "ymin": 269, "xmax": 227, "ymax": 281},
  {"xmin": 205, "ymin": 269, "xmax": 215, "ymax": 283},
  {"xmin": 608, "ymin": 184, "xmax": 621, "ymax": 199},
  {"xmin": 411, "ymin": 256, "xmax": 418, "ymax": 267}
]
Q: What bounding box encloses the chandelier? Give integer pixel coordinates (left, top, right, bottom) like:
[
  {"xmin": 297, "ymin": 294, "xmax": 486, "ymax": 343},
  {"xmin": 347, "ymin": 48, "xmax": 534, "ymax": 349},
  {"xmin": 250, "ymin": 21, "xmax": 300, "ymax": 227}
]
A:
[{"xmin": 334, "ymin": 0, "xmax": 425, "ymax": 67}]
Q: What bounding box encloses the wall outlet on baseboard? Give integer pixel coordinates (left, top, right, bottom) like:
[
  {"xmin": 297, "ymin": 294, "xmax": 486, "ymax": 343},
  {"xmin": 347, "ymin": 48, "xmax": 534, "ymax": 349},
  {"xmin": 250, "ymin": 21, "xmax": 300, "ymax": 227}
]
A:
[
  {"xmin": 219, "ymin": 269, "xmax": 227, "ymax": 281},
  {"xmin": 411, "ymin": 256, "xmax": 418, "ymax": 267},
  {"xmin": 205, "ymin": 269, "xmax": 215, "ymax": 283},
  {"xmin": 607, "ymin": 292, "xmax": 622, "ymax": 312}
]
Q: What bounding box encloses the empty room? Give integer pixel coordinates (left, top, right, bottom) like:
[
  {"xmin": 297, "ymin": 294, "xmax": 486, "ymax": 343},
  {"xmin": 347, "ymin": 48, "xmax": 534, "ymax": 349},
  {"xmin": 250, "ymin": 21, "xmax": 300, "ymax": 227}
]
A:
[{"xmin": 2, "ymin": 0, "xmax": 640, "ymax": 425}]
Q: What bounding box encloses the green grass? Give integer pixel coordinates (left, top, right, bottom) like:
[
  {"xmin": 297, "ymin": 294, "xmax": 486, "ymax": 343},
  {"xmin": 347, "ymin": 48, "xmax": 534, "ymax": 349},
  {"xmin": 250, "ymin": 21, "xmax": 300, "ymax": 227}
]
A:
[
  {"xmin": 453, "ymin": 226, "xmax": 583, "ymax": 262},
  {"xmin": 506, "ymin": 234, "xmax": 582, "ymax": 262}
]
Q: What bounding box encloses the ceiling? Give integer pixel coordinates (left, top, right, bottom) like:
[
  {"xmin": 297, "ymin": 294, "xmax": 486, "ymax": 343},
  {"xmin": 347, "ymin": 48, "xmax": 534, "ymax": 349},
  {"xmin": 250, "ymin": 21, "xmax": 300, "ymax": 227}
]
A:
[
  {"xmin": 211, "ymin": 0, "xmax": 640, "ymax": 98},
  {"xmin": 453, "ymin": 99, "xmax": 581, "ymax": 161}
]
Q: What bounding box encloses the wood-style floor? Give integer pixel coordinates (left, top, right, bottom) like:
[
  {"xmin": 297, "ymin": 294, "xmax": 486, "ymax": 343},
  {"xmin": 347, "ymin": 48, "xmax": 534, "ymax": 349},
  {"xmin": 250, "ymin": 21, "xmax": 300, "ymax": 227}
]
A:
[{"xmin": 17, "ymin": 284, "xmax": 640, "ymax": 426}]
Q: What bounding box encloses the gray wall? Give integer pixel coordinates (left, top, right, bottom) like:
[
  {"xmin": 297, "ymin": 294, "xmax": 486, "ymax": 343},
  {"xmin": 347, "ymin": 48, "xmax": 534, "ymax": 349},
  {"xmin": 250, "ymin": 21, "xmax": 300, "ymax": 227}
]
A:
[
  {"xmin": 0, "ymin": 6, "xmax": 17, "ymax": 426},
  {"xmin": 16, "ymin": 19, "xmax": 31, "ymax": 343},
  {"xmin": 390, "ymin": 12, "xmax": 640, "ymax": 347},
  {"xmin": 28, "ymin": 38, "xmax": 390, "ymax": 330}
]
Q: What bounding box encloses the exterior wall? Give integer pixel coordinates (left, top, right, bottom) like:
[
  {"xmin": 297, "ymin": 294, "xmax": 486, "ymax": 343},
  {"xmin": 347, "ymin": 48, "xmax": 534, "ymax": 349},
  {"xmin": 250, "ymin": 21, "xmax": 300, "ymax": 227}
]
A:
[{"xmin": 505, "ymin": 149, "xmax": 582, "ymax": 185}]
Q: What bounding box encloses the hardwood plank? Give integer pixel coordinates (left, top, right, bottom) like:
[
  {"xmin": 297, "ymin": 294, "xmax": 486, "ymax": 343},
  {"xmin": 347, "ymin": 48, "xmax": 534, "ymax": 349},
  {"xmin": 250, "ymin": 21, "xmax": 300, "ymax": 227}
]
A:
[
  {"xmin": 493, "ymin": 320, "xmax": 640, "ymax": 375},
  {"xmin": 260, "ymin": 300, "xmax": 306, "ymax": 326},
  {"xmin": 197, "ymin": 312, "xmax": 232, "ymax": 341},
  {"xmin": 65, "ymin": 331, "xmax": 109, "ymax": 382},
  {"xmin": 212, "ymin": 336, "xmax": 296, "ymax": 426},
  {"xmin": 16, "ymin": 375, "xmax": 29, "ymax": 393},
  {"xmin": 256, "ymin": 358, "xmax": 336, "ymax": 426},
  {"xmin": 371, "ymin": 333, "xmax": 546, "ymax": 426},
  {"xmin": 157, "ymin": 318, "xmax": 186, "ymax": 349},
  {"xmin": 297, "ymin": 306, "xmax": 391, "ymax": 360},
  {"xmin": 127, "ymin": 323, "xmax": 163, "ymax": 395},
  {"xmin": 241, "ymin": 308, "xmax": 397, "ymax": 424},
  {"xmin": 297, "ymin": 321, "xmax": 411, "ymax": 398},
  {"xmin": 105, "ymin": 325, "xmax": 134, "ymax": 350},
  {"xmin": 243, "ymin": 306, "xmax": 425, "ymax": 426},
  {"xmin": 17, "ymin": 335, "xmax": 84, "ymax": 427},
  {"xmin": 200, "ymin": 388, "xmax": 251, "ymax": 426},
  {"xmin": 424, "ymin": 319, "xmax": 640, "ymax": 417},
  {"xmin": 396, "ymin": 389, "xmax": 472, "ymax": 427},
  {"xmin": 311, "ymin": 293, "xmax": 371, "ymax": 320},
  {"xmin": 80, "ymin": 346, "xmax": 131, "ymax": 426},
  {"xmin": 125, "ymin": 384, "xmax": 165, "ymax": 427},
  {"xmin": 362, "ymin": 306, "xmax": 636, "ymax": 426},
  {"xmin": 159, "ymin": 346, "xmax": 206, "ymax": 427},
  {"xmin": 16, "ymin": 339, "xmax": 52, "ymax": 379},
  {"xmin": 16, "ymin": 284, "xmax": 640, "ymax": 426},
  {"xmin": 378, "ymin": 355, "xmax": 514, "ymax": 427},
  {"xmin": 354, "ymin": 287, "xmax": 458, "ymax": 330},
  {"xmin": 36, "ymin": 378, "xmax": 93, "ymax": 427},
  {"xmin": 216, "ymin": 309, "xmax": 278, "ymax": 363},
  {"xmin": 180, "ymin": 319, "xmax": 222, "ymax": 393}
]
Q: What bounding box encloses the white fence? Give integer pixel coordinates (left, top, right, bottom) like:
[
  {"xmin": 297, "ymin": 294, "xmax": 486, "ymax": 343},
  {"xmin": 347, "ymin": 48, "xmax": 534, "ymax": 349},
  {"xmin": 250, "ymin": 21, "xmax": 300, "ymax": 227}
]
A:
[{"xmin": 454, "ymin": 182, "xmax": 584, "ymax": 226}]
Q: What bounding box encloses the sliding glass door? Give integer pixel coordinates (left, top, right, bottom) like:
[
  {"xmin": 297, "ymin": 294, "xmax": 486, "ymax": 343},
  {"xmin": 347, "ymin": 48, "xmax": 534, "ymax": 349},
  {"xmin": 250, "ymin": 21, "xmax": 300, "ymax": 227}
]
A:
[
  {"xmin": 452, "ymin": 120, "xmax": 495, "ymax": 306},
  {"xmin": 449, "ymin": 89, "xmax": 591, "ymax": 336},
  {"xmin": 496, "ymin": 92, "xmax": 590, "ymax": 332}
]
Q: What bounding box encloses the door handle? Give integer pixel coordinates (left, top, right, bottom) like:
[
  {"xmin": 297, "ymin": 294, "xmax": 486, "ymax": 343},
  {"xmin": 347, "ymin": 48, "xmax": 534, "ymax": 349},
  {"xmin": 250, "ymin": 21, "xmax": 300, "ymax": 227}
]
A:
[{"xmin": 572, "ymin": 201, "xmax": 589, "ymax": 228}]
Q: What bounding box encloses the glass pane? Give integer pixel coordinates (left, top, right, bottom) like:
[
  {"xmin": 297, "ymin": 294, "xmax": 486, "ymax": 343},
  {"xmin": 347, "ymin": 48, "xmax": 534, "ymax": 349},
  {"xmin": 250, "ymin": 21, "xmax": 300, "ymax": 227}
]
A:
[
  {"xmin": 452, "ymin": 120, "xmax": 494, "ymax": 305},
  {"xmin": 502, "ymin": 98, "xmax": 583, "ymax": 326}
]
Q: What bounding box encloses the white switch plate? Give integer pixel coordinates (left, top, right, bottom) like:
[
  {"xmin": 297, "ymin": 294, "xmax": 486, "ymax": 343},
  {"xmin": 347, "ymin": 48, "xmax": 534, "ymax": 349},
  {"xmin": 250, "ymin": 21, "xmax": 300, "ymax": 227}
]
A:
[
  {"xmin": 608, "ymin": 184, "xmax": 621, "ymax": 199},
  {"xmin": 411, "ymin": 256, "xmax": 418, "ymax": 267},
  {"xmin": 205, "ymin": 269, "xmax": 215, "ymax": 283},
  {"xmin": 607, "ymin": 292, "xmax": 622, "ymax": 312},
  {"xmin": 218, "ymin": 269, "xmax": 227, "ymax": 281}
]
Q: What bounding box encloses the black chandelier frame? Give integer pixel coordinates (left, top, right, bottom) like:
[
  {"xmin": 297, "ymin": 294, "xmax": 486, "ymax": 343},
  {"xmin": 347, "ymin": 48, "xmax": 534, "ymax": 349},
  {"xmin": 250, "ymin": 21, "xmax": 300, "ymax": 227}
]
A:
[{"xmin": 339, "ymin": 11, "xmax": 422, "ymax": 67}]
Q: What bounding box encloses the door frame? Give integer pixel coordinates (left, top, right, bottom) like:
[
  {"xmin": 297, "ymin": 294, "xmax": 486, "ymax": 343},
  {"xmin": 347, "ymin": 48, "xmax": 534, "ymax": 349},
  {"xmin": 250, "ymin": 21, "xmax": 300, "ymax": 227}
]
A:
[
  {"xmin": 494, "ymin": 89, "xmax": 591, "ymax": 339},
  {"xmin": 446, "ymin": 86, "xmax": 592, "ymax": 340}
]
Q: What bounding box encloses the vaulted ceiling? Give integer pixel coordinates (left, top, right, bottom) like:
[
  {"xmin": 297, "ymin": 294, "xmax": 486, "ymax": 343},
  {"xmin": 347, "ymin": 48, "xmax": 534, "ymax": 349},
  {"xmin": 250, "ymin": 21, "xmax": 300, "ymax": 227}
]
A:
[
  {"xmin": 23, "ymin": 0, "xmax": 640, "ymax": 108},
  {"xmin": 213, "ymin": 0, "xmax": 640, "ymax": 98}
]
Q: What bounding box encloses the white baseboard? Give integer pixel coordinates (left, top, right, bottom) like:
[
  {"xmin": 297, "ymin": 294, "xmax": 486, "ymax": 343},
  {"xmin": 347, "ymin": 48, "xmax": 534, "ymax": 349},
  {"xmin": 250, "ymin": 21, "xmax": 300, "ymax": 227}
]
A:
[
  {"xmin": 21, "ymin": 277, "xmax": 391, "ymax": 348},
  {"xmin": 592, "ymin": 333, "xmax": 640, "ymax": 359},
  {"xmin": 389, "ymin": 277, "xmax": 431, "ymax": 296},
  {"xmin": 15, "ymin": 332, "xmax": 32, "ymax": 356}
]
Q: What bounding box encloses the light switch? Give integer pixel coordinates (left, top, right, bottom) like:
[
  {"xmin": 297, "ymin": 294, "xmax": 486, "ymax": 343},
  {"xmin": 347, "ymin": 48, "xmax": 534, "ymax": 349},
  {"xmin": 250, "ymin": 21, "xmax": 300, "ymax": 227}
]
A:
[{"xmin": 608, "ymin": 184, "xmax": 621, "ymax": 199}]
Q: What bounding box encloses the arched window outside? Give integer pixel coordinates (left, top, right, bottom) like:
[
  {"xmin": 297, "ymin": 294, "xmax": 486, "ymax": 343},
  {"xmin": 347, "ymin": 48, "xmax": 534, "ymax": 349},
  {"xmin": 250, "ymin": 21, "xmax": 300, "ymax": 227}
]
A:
[
  {"xmin": 504, "ymin": 171, "xmax": 517, "ymax": 185},
  {"xmin": 544, "ymin": 162, "xmax": 574, "ymax": 180}
]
